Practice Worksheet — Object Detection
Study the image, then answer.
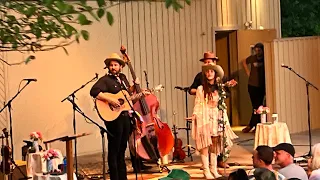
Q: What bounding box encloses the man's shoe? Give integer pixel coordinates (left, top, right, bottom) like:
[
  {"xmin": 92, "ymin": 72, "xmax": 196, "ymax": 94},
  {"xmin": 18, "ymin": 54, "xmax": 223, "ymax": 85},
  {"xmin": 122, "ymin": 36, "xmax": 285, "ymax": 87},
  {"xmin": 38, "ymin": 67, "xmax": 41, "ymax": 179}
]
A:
[
  {"xmin": 141, "ymin": 164, "xmax": 152, "ymax": 170},
  {"xmin": 242, "ymin": 126, "xmax": 252, "ymax": 133},
  {"xmin": 217, "ymin": 161, "xmax": 229, "ymax": 168}
]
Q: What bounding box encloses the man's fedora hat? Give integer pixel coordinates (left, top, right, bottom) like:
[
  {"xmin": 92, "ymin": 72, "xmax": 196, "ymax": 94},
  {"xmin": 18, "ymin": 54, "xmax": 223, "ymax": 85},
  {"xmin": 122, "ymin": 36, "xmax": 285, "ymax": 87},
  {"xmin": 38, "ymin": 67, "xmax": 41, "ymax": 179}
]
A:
[
  {"xmin": 104, "ymin": 53, "xmax": 126, "ymax": 69},
  {"xmin": 199, "ymin": 51, "xmax": 219, "ymax": 62}
]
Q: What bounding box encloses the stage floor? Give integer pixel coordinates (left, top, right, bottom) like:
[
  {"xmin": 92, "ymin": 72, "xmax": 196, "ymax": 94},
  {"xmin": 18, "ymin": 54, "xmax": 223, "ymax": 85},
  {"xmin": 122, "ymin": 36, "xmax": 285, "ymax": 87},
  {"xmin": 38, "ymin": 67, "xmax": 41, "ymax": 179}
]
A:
[{"xmin": 78, "ymin": 126, "xmax": 319, "ymax": 179}]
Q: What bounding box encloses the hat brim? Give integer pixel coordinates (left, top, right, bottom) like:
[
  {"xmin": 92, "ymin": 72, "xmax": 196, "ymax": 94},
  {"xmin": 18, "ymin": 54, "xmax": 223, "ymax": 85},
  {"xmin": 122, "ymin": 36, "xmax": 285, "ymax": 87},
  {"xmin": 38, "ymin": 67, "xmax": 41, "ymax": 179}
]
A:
[
  {"xmin": 202, "ymin": 64, "xmax": 224, "ymax": 79},
  {"xmin": 104, "ymin": 58, "xmax": 126, "ymax": 69},
  {"xmin": 199, "ymin": 57, "xmax": 219, "ymax": 62}
]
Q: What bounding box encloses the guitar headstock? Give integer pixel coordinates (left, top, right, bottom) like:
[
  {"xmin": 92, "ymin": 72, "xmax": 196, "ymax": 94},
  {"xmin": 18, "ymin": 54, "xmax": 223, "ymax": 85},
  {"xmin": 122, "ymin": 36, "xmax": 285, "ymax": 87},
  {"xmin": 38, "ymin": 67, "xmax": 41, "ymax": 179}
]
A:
[
  {"xmin": 120, "ymin": 45, "xmax": 130, "ymax": 64},
  {"xmin": 152, "ymin": 84, "xmax": 164, "ymax": 92},
  {"xmin": 2, "ymin": 128, "xmax": 8, "ymax": 138}
]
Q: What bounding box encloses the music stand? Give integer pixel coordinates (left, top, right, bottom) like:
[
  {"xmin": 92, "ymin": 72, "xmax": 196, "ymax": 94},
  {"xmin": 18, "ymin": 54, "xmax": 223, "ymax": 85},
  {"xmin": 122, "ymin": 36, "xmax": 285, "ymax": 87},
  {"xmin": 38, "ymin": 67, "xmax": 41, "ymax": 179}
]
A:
[
  {"xmin": 174, "ymin": 86, "xmax": 196, "ymax": 161},
  {"xmin": 44, "ymin": 133, "xmax": 90, "ymax": 180}
]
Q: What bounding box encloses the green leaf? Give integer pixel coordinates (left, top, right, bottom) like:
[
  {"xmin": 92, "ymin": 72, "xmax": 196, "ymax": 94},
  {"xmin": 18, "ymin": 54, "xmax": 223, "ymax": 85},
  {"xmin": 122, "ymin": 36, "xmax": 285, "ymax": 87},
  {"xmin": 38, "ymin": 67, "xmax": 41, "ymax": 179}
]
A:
[
  {"xmin": 106, "ymin": 11, "xmax": 114, "ymax": 25},
  {"xmin": 97, "ymin": 8, "xmax": 105, "ymax": 18},
  {"xmin": 34, "ymin": 28, "xmax": 42, "ymax": 38},
  {"xmin": 65, "ymin": 4, "xmax": 76, "ymax": 14},
  {"xmin": 25, "ymin": 6, "xmax": 37, "ymax": 18},
  {"xmin": 6, "ymin": 15, "xmax": 17, "ymax": 24},
  {"xmin": 25, "ymin": 55, "xmax": 36, "ymax": 64},
  {"xmin": 185, "ymin": 0, "xmax": 191, "ymax": 5},
  {"xmin": 78, "ymin": 14, "xmax": 92, "ymax": 25},
  {"xmin": 46, "ymin": 34, "xmax": 53, "ymax": 41},
  {"xmin": 81, "ymin": 30, "xmax": 89, "ymax": 40},
  {"xmin": 54, "ymin": 1, "xmax": 67, "ymax": 13},
  {"xmin": 89, "ymin": 11, "xmax": 100, "ymax": 21},
  {"xmin": 43, "ymin": 0, "xmax": 54, "ymax": 6},
  {"xmin": 62, "ymin": 47, "xmax": 69, "ymax": 55},
  {"xmin": 80, "ymin": 0, "xmax": 87, "ymax": 5},
  {"xmin": 96, "ymin": 0, "xmax": 106, "ymax": 7},
  {"xmin": 12, "ymin": 42, "xmax": 18, "ymax": 49},
  {"xmin": 75, "ymin": 33, "xmax": 80, "ymax": 43},
  {"xmin": 64, "ymin": 24, "xmax": 76, "ymax": 37},
  {"xmin": 165, "ymin": 0, "xmax": 172, "ymax": 8},
  {"xmin": 172, "ymin": 1, "xmax": 183, "ymax": 11}
]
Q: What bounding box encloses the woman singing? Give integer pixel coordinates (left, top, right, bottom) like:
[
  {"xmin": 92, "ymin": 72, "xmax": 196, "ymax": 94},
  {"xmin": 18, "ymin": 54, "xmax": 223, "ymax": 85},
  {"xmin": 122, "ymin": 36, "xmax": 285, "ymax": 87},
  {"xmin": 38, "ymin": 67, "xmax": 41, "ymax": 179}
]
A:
[{"xmin": 191, "ymin": 63, "xmax": 238, "ymax": 179}]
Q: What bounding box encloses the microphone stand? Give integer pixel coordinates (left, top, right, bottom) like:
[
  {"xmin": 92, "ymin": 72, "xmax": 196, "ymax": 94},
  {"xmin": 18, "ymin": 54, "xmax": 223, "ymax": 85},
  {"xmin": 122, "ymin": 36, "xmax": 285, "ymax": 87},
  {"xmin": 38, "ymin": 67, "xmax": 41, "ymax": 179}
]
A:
[
  {"xmin": 283, "ymin": 66, "xmax": 319, "ymax": 157},
  {"xmin": 0, "ymin": 80, "xmax": 34, "ymax": 180},
  {"xmin": 61, "ymin": 74, "xmax": 98, "ymax": 178},
  {"xmin": 174, "ymin": 86, "xmax": 196, "ymax": 161},
  {"xmin": 216, "ymin": 79, "xmax": 228, "ymax": 177},
  {"xmin": 65, "ymin": 98, "xmax": 111, "ymax": 180},
  {"xmin": 117, "ymin": 79, "xmax": 140, "ymax": 180}
]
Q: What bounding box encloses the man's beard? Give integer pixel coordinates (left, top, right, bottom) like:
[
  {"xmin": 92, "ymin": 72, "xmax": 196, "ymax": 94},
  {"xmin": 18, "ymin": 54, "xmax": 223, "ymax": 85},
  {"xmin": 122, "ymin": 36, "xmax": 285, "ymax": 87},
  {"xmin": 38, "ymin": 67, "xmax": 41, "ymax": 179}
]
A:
[{"xmin": 110, "ymin": 69, "xmax": 120, "ymax": 75}]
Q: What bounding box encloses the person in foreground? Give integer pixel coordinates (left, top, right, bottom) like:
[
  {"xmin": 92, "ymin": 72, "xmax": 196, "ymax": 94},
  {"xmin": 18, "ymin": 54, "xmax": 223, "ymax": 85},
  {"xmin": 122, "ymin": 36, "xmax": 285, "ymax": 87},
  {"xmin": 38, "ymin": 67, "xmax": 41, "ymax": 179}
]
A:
[
  {"xmin": 273, "ymin": 143, "xmax": 308, "ymax": 180},
  {"xmin": 190, "ymin": 63, "xmax": 238, "ymax": 179},
  {"xmin": 90, "ymin": 53, "xmax": 148, "ymax": 180},
  {"xmin": 308, "ymin": 143, "xmax": 320, "ymax": 180},
  {"xmin": 247, "ymin": 145, "xmax": 285, "ymax": 180}
]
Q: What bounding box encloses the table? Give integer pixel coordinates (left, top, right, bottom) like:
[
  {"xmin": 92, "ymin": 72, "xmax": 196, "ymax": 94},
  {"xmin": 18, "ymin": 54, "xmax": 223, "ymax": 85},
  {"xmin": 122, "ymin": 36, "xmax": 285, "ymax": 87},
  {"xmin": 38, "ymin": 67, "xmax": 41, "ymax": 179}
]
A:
[
  {"xmin": 27, "ymin": 151, "xmax": 63, "ymax": 176},
  {"xmin": 254, "ymin": 122, "xmax": 292, "ymax": 149}
]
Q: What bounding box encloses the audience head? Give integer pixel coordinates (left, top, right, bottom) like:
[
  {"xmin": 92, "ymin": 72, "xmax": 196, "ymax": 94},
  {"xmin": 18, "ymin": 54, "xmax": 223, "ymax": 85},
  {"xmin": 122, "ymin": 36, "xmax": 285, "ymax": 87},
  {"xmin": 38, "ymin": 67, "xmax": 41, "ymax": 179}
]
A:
[
  {"xmin": 310, "ymin": 143, "xmax": 320, "ymax": 170},
  {"xmin": 228, "ymin": 169, "xmax": 248, "ymax": 180},
  {"xmin": 253, "ymin": 168, "xmax": 276, "ymax": 180},
  {"xmin": 273, "ymin": 143, "xmax": 295, "ymax": 167},
  {"xmin": 253, "ymin": 145, "xmax": 274, "ymax": 168}
]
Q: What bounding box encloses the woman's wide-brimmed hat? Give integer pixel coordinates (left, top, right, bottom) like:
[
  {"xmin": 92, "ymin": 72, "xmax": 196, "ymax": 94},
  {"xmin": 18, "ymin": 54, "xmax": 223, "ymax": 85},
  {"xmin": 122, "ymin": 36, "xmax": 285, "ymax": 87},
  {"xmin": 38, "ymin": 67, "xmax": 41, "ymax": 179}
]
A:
[
  {"xmin": 104, "ymin": 53, "xmax": 126, "ymax": 69},
  {"xmin": 202, "ymin": 63, "xmax": 224, "ymax": 79}
]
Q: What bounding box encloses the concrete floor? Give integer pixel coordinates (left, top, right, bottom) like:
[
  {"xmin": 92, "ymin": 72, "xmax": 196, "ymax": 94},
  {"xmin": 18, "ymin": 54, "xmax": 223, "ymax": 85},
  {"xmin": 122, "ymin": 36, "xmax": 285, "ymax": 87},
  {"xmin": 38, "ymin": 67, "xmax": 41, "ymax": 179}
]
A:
[{"xmin": 77, "ymin": 126, "xmax": 319, "ymax": 179}]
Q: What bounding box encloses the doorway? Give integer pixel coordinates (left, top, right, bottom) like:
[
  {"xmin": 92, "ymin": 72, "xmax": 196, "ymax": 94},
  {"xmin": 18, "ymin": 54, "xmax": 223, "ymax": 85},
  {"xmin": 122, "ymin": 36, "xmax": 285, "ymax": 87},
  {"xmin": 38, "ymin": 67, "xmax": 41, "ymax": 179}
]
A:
[
  {"xmin": 215, "ymin": 30, "xmax": 236, "ymax": 125},
  {"xmin": 215, "ymin": 29, "xmax": 277, "ymax": 126}
]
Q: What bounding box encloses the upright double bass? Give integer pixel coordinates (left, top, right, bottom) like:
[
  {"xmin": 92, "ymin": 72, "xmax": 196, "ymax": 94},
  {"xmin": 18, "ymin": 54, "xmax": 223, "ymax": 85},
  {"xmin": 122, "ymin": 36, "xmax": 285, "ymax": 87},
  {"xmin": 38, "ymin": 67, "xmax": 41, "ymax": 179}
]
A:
[{"xmin": 120, "ymin": 46, "xmax": 174, "ymax": 159}]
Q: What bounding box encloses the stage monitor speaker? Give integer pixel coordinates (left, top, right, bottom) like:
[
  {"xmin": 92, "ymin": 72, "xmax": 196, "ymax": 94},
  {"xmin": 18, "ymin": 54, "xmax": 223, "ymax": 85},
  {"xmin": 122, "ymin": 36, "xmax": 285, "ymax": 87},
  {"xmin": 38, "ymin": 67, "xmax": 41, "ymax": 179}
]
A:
[{"xmin": 0, "ymin": 160, "xmax": 28, "ymax": 180}]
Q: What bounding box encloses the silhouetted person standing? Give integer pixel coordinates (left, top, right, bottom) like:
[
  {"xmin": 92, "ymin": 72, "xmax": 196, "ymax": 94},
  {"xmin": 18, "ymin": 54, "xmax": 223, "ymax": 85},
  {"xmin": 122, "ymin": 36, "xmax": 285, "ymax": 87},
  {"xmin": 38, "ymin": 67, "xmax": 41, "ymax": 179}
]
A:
[{"xmin": 242, "ymin": 43, "xmax": 266, "ymax": 133}]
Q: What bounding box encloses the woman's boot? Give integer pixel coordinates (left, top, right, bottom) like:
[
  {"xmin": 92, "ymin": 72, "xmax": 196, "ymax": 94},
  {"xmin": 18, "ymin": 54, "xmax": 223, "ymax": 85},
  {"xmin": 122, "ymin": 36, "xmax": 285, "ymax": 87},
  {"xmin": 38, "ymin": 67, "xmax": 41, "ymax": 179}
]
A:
[
  {"xmin": 210, "ymin": 153, "xmax": 222, "ymax": 178},
  {"xmin": 201, "ymin": 154, "xmax": 215, "ymax": 179}
]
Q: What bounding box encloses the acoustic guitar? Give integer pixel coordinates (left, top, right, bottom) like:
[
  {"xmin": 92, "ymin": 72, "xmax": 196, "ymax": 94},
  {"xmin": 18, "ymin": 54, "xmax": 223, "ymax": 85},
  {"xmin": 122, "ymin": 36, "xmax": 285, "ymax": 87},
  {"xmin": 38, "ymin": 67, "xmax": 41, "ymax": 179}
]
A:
[{"xmin": 95, "ymin": 84, "xmax": 164, "ymax": 121}]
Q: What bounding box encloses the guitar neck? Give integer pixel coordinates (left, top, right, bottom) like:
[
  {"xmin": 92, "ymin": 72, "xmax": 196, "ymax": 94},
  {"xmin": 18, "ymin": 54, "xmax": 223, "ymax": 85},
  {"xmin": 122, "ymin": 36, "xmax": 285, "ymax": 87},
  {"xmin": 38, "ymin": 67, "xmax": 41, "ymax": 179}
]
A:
[{"xmin": 130, "ymin": 89, "xmax": 155, "ymax": 101}]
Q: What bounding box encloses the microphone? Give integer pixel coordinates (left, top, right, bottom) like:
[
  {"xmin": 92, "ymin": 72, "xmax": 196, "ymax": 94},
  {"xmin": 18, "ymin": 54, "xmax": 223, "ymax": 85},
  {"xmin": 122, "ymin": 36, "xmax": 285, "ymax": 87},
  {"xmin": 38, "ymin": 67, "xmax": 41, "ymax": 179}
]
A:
[
  {"xmin": 174, "ymin": 86, "xmax": 189, "ymax": 91},
  {"xmin": 23, "ymin": 78, "xmax": 37, "ymax": 82},
  {"xmin": 281, "ymin": 64, "xmax": 291, "ymax": 70}
]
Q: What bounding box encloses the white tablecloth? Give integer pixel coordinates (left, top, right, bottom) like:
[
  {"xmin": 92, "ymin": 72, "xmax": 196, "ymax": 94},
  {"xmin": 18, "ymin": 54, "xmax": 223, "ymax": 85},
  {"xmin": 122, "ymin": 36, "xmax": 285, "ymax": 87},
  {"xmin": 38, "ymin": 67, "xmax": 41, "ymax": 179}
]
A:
[
  {"xmin": 33, "ymin": 173, "xmax": 77, "ymax": 180},
  {"xmin": 254, "ymin": 122, "xmax": 292, "ymax": 149},
  {"xmin": 27, "ymin": 150, "xmax": 63, "ymax": 176}
]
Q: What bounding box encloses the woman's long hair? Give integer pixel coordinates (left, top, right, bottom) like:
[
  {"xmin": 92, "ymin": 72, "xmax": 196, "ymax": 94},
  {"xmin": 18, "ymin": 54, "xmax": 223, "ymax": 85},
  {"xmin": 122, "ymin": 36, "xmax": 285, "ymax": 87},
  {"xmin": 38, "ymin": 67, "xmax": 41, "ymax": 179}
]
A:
[{"xmin": 202, "ymin": 70, "xmax": 218, "ymax": 99}]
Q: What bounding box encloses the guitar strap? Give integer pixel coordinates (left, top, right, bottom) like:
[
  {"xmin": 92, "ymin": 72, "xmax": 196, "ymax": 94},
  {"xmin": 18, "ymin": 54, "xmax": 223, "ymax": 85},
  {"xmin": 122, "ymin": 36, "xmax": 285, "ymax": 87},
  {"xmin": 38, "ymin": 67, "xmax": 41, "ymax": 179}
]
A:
[{"xmin": 109, "ymin": 73, "xmax": 130, "ymax": 93}]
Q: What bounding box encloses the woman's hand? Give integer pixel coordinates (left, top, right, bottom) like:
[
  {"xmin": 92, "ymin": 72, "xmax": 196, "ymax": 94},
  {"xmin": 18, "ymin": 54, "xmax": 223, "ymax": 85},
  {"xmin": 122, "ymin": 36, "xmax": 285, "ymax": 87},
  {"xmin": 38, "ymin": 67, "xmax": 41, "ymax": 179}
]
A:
[
  {"xmin": 142, "ymin": 89, "xmax": 151, "ymax": 95},
  {"xmin": 226, "ymin": 79, "xmax": 238, "ymax": 87}
]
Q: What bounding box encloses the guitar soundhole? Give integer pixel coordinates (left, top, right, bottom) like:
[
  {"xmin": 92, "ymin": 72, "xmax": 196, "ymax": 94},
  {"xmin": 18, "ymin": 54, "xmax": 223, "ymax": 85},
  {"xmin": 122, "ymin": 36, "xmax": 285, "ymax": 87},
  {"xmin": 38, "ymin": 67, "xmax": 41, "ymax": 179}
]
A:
[
  {"xmin": 109, "ymin": 99, "xmax": 125, "ymax": 111},
  {"xmin": 118, "ymin": 99, "xmax": 125, "ymax": 105}
]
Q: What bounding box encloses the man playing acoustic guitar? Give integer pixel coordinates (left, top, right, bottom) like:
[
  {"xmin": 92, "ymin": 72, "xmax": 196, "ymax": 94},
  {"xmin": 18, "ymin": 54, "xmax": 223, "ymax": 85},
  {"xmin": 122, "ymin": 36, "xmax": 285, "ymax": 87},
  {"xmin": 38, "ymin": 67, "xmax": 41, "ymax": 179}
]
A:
[{"xmin": 90, "ymin": 53, "xmax": 149, "ymax": 180}]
